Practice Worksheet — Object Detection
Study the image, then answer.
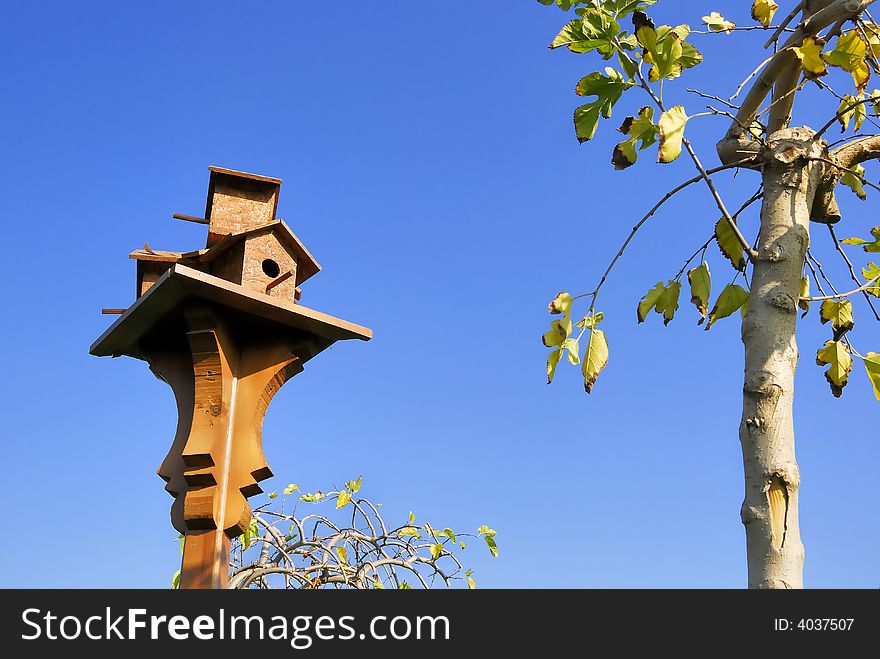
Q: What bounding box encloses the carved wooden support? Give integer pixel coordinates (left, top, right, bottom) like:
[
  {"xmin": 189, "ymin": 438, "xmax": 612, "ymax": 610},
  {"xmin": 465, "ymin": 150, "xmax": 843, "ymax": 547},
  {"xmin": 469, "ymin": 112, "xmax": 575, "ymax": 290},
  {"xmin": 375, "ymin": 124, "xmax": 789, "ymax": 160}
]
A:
[{"xmin": 144, "ymin": 306, "xmax": 322, "ymax": 589}]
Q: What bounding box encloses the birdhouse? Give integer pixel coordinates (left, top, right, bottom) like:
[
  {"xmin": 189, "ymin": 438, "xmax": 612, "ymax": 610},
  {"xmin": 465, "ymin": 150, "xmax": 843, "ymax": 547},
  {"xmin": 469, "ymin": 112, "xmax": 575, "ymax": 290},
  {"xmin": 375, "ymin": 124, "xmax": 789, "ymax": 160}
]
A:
[
  {"xmin": 130, "ymin": 167, "xmax": 320, "ymax": 302},
  {"xmin": 91, "ymin": 165, "xmax": 371, "ymax": 589}
]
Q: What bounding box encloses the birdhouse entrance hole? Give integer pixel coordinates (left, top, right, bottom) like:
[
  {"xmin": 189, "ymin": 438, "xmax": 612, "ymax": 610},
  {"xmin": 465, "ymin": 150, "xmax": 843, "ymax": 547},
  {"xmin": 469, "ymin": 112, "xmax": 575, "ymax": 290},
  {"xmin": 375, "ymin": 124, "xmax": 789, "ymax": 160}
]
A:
[{"xmin": 262, "ymin": 258, "xmax": 281, "ymax": 278}]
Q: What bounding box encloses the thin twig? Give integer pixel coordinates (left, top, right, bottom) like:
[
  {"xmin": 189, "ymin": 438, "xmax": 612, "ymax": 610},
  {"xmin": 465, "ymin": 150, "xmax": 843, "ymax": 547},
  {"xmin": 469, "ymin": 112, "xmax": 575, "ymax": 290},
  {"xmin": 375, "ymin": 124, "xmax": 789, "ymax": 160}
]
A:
[
  {"xmin": 827, "ymin": 223, "xmax": 880, "ymax": 320},
  {"xmin": 587, "ymin": 158, "xmax": 754, "ymax": 311},
  {"xmin": 802, "ymin": 277, "xmax": 879, "ymax": 300},
  {"xmin": 687, "ymin": 88, "xmax": 740, "ymax": 110}
]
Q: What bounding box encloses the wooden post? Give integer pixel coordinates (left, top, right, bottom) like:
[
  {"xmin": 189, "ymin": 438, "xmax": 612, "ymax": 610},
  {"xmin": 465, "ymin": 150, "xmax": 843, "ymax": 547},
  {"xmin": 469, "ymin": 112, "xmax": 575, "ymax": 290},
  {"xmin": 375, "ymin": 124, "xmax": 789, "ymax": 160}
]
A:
[{"xmin": 91, "ymin": 166, "xmax": 371, "ymax": 589}]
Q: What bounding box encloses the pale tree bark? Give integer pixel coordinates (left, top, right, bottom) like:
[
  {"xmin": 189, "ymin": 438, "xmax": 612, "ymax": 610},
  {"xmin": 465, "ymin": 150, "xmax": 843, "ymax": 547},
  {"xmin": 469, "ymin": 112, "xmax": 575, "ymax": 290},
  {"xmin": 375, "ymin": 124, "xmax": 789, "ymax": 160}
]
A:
[
  {"xmin": 714, "ymin": 0, "xmax": 877, "ymax": 590},
  {"xmin": 739, "ymin": 128, "xmax": 829, "ymax": 588}
]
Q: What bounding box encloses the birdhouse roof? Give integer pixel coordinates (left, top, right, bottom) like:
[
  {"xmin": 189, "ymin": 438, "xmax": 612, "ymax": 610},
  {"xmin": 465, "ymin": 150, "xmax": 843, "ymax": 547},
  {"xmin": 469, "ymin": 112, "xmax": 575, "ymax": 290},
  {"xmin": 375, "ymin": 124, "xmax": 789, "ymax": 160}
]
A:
[
  {"xmin": 90, "ymin": 264, "xmax": 371, "ymax": 360},
  {"xmin": 129, "ymin": 220, "xmax": 322, "ymax": 286}
]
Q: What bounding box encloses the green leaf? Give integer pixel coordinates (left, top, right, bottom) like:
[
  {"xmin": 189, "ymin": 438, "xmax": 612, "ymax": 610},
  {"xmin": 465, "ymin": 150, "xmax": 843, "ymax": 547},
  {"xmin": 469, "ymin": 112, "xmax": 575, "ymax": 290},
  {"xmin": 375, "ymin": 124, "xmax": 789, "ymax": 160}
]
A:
[
  {"xmin": 242, "ymin": 526, "xmax": 252, "ymax": 550},
  {"xmin": 654, "ymin": 280, "xmax": 681, "ymax": 325},
  {"xmin": 467, "ymin": 576, "xmax": 476, "ymax": 590},
  {"xmin": 841, "ymin": 163, "xmax": 867, "ymax": 200},
  {"xmin": 582, "ymin": 328, "xmax": 609, "ymax": 393},
  {"xmin": 398, "ymin": 581, "xmax": 412, "ymax": 590},
  {"xmin": 299, "ymin": 491, "xmax": 325, "ymax": 503},
  {"xmin": 459, "ymin": 541, "xmax": 467, "ymax": 549},
  {"xmin": 657, "ymin": 106, "xmax": 688, "ymax": 163},
  {"xmin": 550, "ymin": 19, "xmax": 591, "ymax": 50},
  {"xmin": 443, "ymin": 528, "xmax": 457, "ymax": 544},
  {"xmin": 336, "ymin": 490, "xmax": 352, "ymax": 509},
  {"xmin": 862, "ymin": 263, "xmax": 880, "ymax": 296},
  {"xmin": 702, "ymin": 12, "xmax": 736, "ymax": 34},
  {"xmin": 282, "ymin": 483, "xmax": 299, "ymax": 495},
  {"xmin": 345, "ymin": 476, "xmax": 363, "ymax": 494},
  {"xmin": 824, "ymin": 31, "xmax": 870, "ymax": 92},
  {"xmin": 819, "ymin": 299, "xmax": 854, "ymax": 339},
  {"xmin": 430, "ymin": 543, "xmax": 443, "ymax": 560},
  {"xmin": 477, "ymin": 525, "xmax": 497, "ymax": 537},
  {"xmin": 841, "ymin": 226, "xmax": 880, "ymax": 250},
  {"xmin": 751, "ymin": 0, "xmax": 778, "ymax": 28},
  {"xmin": 799, "ymin": 276, "xmax": 811, "ymax": 317},
  {"xmin": 836, "ymin": 95, "xmax": 858, "ymax": 132},
  {"xmin": 862, "ymin": 352, "xmax": 880, "ymax": 400},
  {"xmin": 706, "ymin": 284, "xmax": 749, "ymax": 330},
  {"xmin": 637, "ymin": 25, "xmax": 702, "ymax": 83},
  {"xmin": 573, "ymin": 67, "xmax": 635, "ymax": 142},
  {"xmin": 687, "ymin": 262, "xmax": 711, "ymax": 323},
  {"xmin": 578, "ymin": 311, "xmax": 604, "ymax": 328},
  {"xmin": 373, "ymin": 579, "xmax": 385, "ymax": 590},
  {"xmin": 171, "ymin": 569, "xmax": 181, "ymax": 590},
  {"xmin": 268, "ymin": 490, "xmax": 278, "ymax": 499},
  {"xmin": 612, "ymin": 106, "xmax": 658, "ymax": 169},
  {"xmin": 637, "ymin": 281, "xmax": 665, "ymax": 323},
  {"xmin": 637, "ymin": 280, "xmax": 679, "ymax": 325},
  {"xmin": 816, "ymin": 340, "xmax": 853, "ymax": 397},
  {"xmin": 854, "ymin": 99, "xmax": 868, "ymax": 132},
  {"xmin": 715, "ymin": 217, "xmax": 747, "ymax": 271},
  {"xmin": 484, "ymin": 535, "xmax": 499, "ymax": 558}
]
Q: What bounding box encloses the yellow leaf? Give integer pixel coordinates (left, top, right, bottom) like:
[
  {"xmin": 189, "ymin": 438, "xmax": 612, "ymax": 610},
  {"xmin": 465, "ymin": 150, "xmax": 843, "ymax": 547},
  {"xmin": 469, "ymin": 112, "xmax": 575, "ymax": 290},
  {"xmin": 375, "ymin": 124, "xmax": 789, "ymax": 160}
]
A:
[
  {"xmin": 654, "ymin": 280, "xmax": 681, "ymax": 326},
  {"xmin": 467, "ymin": 576, "xmax": 476, "ymax": 590},
  {"xmin": 751, "ymin": 0, "xmax": 778, "ymax": 28},
  {"xmin": 430, "ymin": 543, "xmax": 443, "ymax": 560},
  {"xmin": 547, "ymin": 348, "xmax": 562, "ymax": 384},
  {"xmin": 335, "ymin": 546, "xmax": 348, "ymax": 564},
  {"xmin": 687, "ymin": 262, "xmax": 711, "ymax": 323},
  {"xmin": 793, "ymin": 37, "xmax": 828, "ymax": 77},
  {"xmin": 336, "ymin": 490, "xmax": 352, "ymax": 509},
  {"xmin": 798, "ymin": 276, "xmax": 811, "ymax": 317},
  {"xmin": 715, "ymin": 217, "xmax": 747, "ymax": 271},
  {"xmin": 637, "ymin": 282, "xmax": 666, "ymax": 323},
  {"xmin": 816, "ymin": 340, "xmax": 853, "ymax": 397},
  {"xmin": 702, "ymin": 12, "xmax": 736, "ymax": 35},
  {"xmin": 819, "ymin": 299, "xmax": 854, "ymax": 339},
  {"xmin": 706, "ymin": 284, "xmax": 749, "ymax": 330},
  {"xmin": 548, "ymin": 291, "xmax": 573, "ymax": 314},
  {"xmin": 823, "ymin": 31, "xmax": 870, "ymax": 92},
  {"xmin": 841, "ymin": 163, "xmax": 867, "ymax": 200},
  {"xmin": 657, "ymin": 106, "xmax": 688, "ymax": 163},
  {"xmin": 582, "ymin": 329, "xmax": 608, "ymax": 394},
  {"xmin": 863, "ymin": 352, "xmax": 880, "ymax": 400}
]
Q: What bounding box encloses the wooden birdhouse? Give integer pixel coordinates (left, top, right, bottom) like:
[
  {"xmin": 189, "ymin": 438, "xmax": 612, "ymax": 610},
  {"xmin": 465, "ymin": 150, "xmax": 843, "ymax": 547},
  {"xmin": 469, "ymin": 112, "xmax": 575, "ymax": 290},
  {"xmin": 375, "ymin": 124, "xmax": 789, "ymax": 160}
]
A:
[
  {"xmin": 131, "ymin": 167, "xmax": 320, "ymax": 303},
  {"xmin": 91, "ymin": 165, "xmax": 371, "ymax": 589}
]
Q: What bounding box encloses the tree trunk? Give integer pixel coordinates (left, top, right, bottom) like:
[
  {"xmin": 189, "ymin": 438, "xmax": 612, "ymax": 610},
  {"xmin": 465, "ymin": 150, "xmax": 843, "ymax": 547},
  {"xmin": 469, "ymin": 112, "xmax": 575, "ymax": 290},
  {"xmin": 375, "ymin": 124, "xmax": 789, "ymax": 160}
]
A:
[{"xmin": 739, "ymin": 128, "xmax": 827, "ymax": 588}]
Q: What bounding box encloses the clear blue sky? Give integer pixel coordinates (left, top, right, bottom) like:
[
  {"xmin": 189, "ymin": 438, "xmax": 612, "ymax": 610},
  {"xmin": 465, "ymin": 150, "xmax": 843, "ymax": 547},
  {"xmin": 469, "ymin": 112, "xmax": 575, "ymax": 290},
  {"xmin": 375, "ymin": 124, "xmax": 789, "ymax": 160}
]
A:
[{"xmin": 1, "ymin": 1, "xmax": 876, "ymax": 588}]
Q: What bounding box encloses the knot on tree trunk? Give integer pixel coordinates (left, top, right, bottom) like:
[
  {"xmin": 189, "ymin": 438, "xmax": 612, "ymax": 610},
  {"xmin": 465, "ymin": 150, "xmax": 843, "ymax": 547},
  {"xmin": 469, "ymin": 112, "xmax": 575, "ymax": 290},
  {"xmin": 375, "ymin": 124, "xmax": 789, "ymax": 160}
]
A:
[{"xmin": 763, "ymin": 127, "xmax": 826, "ymax": 169}]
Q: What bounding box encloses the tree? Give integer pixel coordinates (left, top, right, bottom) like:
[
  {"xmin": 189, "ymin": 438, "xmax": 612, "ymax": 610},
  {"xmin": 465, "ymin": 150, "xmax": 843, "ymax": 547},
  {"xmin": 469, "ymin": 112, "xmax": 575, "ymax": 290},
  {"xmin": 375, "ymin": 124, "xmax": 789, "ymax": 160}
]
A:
[
  {"xmin": 172, "ymin": 477, "xmax": 499, "ymax": 589},
  {"xmin": 538, "ymin": 0, "xmax": 880, "ymax": 588}
]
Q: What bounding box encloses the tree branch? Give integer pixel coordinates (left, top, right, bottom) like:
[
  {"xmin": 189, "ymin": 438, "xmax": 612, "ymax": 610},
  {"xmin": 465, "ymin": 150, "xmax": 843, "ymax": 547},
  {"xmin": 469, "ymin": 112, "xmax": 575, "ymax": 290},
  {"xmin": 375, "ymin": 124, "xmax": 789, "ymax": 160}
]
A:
[
  {"xmin": 831, "ymin": 133, "xmax": 880, "ymax": 168},
  {"xmin": 724, "ymin": 0, "xmax": 876, "ymax": 148}
]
